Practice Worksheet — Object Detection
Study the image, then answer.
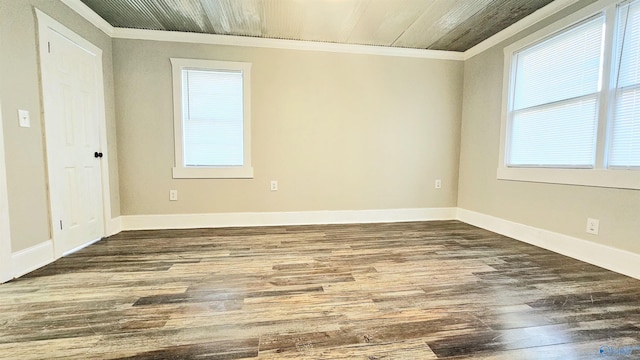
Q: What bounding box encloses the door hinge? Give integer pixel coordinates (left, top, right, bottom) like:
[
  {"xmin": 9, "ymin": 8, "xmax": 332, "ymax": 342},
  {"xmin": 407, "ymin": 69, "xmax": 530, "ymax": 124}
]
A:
[
  {"xmin": 59, "ymin": 220, "xmax": 62, "ymax": 230},
  {"xmin": 48, "ymin": 41, "xmax": 51, "ymax": 54}
]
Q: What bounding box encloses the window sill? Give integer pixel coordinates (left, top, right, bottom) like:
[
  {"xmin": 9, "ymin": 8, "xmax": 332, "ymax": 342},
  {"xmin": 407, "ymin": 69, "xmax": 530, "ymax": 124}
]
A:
[
  {"xmin": 172, "ymin": 166, "xmax": 254, "ymax": 179},
  {"xmin": 496, "ymin": 167, "xmax": 640, "ymax": 190}
]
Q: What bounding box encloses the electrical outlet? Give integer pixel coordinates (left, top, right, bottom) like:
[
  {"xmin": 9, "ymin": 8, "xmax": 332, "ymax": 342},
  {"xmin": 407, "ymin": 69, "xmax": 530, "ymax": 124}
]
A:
[
  {"xmin": 270, "ymin": 180, "xmax": 278, "ymax": 191},
  {"xmin": 435, "ymin": 179, "xmax": 442, "ymax": 189},
  {"xmin": 18, "ymin": 109, "xmax": 30, "ymax": 128},
  {"xmin": 169, "ymin": 190, "xmax": 178, "ymax": 201},
  {"xmin": 586, "ymin": 218, "xmax": 599, "ymax": 235}
]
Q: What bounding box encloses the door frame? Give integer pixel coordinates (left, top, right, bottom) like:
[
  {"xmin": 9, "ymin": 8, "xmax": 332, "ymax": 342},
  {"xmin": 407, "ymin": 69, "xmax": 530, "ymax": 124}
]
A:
[
  {"xmin": 0, "ymin": 90, "xmax": 13, "ymax": 283},
  {"xmin": 36, "ymin": 10, "xmax": 112, "ymax": 258}
]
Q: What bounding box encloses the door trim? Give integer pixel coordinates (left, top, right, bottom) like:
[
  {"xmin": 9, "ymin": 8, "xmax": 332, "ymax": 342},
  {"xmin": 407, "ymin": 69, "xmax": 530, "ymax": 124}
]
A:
[
  {"xmin": 36, "ymin": 9, "xmax": 112, "ymax": 258},
  {"xmin": 0, "ymin": 91, "xmax": 13, "ymax": 283}
]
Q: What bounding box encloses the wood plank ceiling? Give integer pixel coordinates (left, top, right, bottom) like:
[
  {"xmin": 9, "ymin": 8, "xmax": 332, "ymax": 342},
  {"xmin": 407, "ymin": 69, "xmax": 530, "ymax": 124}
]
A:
[{"xmin": 80, "ymin": 0, "xmax": 555, "ymax": 52}]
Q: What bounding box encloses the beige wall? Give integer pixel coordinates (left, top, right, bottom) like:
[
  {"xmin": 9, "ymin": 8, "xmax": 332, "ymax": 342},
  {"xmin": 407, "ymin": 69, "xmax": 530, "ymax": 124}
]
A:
[
  {"xmin": 0, "ymin": 0, "xmax": 119, "ymax": 252},
  {"xmin": 114, "ymin": 40, "xmax": 463, "ymax": 215},
  {"xmin": 457, "ymin": 0, "xmax": 640, "ymax": 255}
]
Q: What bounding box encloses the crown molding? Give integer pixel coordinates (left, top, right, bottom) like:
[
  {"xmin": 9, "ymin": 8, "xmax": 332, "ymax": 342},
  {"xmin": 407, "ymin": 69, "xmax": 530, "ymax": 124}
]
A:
[
  {"xmin": 113, "ymin": 28, "xmax": 464, "ymax": 60},
  {"xmin": 463, "ymin": 0, "xmax": 580, "ymax": 60},
  {"xmin": 60, "ymin": 0, "xmax": 114, "ymax": 36}
]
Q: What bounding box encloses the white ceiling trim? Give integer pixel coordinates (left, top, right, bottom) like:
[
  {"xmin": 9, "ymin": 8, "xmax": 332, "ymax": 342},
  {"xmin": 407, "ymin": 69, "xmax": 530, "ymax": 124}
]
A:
[
  {"xmin": 60, "ymin": 0, "xmax": 114, "ymax": 36},
  {"xmin": 113, "ymin": 28, "xmax": 464, "ymax": 61},
  {"xmin": 463, "ymin": 0, "xmax": 581, "ymax": 60}
]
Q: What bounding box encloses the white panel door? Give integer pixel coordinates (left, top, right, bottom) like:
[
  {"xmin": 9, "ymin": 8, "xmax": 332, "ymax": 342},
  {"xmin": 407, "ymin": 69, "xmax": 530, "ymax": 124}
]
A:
[{"xmin": 41, "ymin": 29, "xmax": 104, "ymax": 257}]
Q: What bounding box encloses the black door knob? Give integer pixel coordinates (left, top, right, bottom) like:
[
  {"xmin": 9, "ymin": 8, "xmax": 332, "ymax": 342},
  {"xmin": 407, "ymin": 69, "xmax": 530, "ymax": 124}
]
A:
[{"xmin": 94, "ymin": 152, "xmax": 103, "ymax": 158}]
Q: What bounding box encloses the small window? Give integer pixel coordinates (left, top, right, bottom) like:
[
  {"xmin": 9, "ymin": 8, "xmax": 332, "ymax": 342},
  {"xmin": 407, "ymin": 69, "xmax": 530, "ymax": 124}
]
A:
[
  {"xmin": 506, "ymin": 15, "xmax": 605, "ymax": 168},
  {"xmin": 171, "ymin": 58, "xmax": 253, "ymax": 178}
]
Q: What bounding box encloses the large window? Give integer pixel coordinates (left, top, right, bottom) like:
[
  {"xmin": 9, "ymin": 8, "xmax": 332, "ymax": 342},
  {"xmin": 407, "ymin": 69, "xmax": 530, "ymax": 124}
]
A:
[
  {"xmin": 171, "ymin": 58, "xmax": 253, "ymax": 179},
  {"xmin": 499, "ymin": 0, "xmax": 640, "ymax": 189}
]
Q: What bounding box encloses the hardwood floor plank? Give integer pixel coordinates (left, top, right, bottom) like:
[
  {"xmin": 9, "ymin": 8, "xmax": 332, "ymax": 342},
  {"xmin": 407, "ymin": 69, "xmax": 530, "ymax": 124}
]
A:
[
  {"xmin": 258, "ymin": 338, "xmax": 438, "ymax": 359},
  {"xmin": 0, "ymin": 336, "xmax": 103, "ymax": 360},
  {"xmin": 116, "ymin": 338, "xmax": 260, "ymax": 360}
]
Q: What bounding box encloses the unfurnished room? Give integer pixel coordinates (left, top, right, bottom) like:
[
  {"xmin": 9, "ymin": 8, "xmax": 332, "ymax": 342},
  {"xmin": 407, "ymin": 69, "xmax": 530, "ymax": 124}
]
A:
[{"xmin": 0, "ymin": 0, "xmax": 639, "ymax": 358}]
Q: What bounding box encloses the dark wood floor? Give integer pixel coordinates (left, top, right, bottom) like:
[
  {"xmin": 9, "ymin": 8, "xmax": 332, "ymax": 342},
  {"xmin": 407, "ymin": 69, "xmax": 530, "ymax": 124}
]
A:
[{"xmin": 1, "ymin": 221, "xmax": 639, "ymax": 359}]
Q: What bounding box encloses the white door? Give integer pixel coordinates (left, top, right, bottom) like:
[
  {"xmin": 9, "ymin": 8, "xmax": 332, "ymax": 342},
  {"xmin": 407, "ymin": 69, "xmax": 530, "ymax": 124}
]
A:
[{"xmin": 41, "ymin": 27, "xmax": 105, "ymax": 257}]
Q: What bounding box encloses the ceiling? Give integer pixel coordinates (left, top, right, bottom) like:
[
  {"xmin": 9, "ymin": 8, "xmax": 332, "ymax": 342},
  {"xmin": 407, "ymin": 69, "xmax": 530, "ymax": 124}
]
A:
[{"xmin": 79, "ymin": 0, "xmax": 556, "ymax": 52}]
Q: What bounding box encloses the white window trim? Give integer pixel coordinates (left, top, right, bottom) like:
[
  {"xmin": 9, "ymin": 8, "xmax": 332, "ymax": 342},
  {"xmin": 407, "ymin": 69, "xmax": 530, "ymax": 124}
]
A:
[
  {"xmin": 171, "ymin": 58, "xmax": 253, "ymax": 179},
  {"xmin": 498, "ymin": 0, "xmax": 640, "ymax": 190}
]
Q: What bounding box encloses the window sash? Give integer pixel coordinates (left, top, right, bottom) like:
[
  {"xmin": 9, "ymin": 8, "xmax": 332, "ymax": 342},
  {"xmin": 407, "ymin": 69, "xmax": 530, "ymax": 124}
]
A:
[
  {"xmin": 508, "ymin": 94, "xmax": 599, "ymax": 168},
  {"xmin": 609, "ymin": 0, "xmax": 640, "ymax": 168},
  {"xmin": 511, "ymin": 16, "xmax": 605, "ymax": 111},
  {"xmin": 181, "ymin": 68, "xmax": 245, "ymax": 167},
  {"xmin": 507, "ymin": 15, "xmax": 605, "ymax": 168}
]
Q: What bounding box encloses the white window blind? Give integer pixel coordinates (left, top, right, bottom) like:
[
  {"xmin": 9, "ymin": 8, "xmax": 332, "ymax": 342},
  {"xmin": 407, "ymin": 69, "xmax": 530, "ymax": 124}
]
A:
[
  {"xmin": 610, "ymin": 0, "xmax": 640, "ymax": 168},
  {"xmin": 508, "ymin": 15, "xmax": 605, "ymax": 167},
  {"xmin": 182, "ymin": 69, "xmax": 244, "ymax": 167}
]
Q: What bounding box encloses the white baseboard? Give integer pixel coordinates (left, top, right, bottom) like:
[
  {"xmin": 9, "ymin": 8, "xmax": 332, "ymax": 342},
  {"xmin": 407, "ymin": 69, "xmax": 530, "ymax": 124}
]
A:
[
  {"xmin": 11, "ymin": 240, "xmax": 54, "ymax": 278},
  {"xmin": 107, "ymin": 216, "xmax": 122, "ymax": 236},
  {"xmin": 456, "ymin": 208, "xmax": 640, "ymax": 280},
  {"xmin": 10, "ymin": 227, "xmax": 117, "ymax": 279},
  {"xmin": 121, "ymin": 207, "xmax": 458, "ymax": 231}
]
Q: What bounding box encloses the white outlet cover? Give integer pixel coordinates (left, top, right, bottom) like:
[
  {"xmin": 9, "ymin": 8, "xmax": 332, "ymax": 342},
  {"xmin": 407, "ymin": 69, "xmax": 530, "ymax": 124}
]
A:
[
  {"xmin": 18, "ymin": 109, "xmax": 30, "ymax": 128},
  {"xmin": 586, "ymin": 218, "xmax": 599, "ymax": 235}
]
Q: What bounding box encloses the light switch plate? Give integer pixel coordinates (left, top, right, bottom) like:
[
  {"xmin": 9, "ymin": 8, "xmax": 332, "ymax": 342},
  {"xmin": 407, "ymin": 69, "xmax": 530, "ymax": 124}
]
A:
[{"xmin": 18, "ymin": 109, "xmax": 30, "ymax": 128}]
